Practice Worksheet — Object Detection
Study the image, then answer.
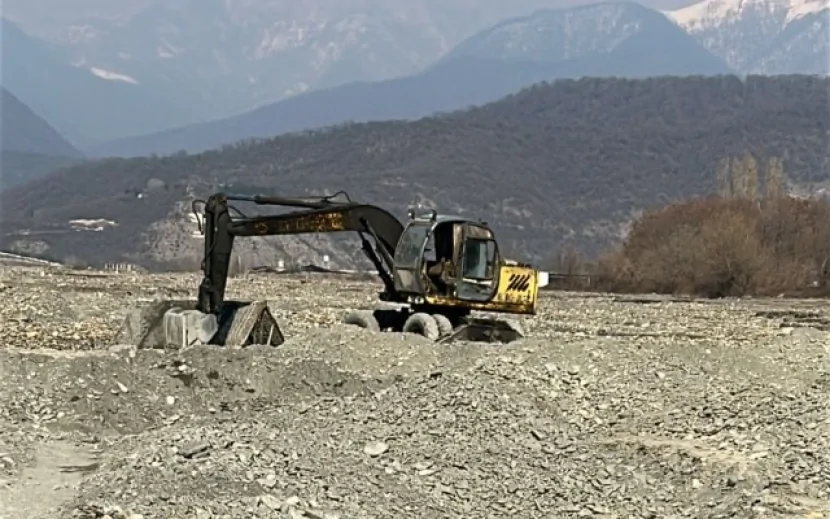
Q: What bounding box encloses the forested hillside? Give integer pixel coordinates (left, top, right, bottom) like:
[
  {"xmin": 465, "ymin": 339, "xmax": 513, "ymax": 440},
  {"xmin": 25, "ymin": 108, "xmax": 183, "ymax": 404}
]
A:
[{"xmin": 0, "ymin": 75, "xmax": 826, "ymax": 269}]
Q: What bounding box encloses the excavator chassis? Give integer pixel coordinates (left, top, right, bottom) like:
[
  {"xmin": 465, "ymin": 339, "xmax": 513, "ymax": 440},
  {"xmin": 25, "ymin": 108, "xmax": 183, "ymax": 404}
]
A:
[
  {"xmin": 112, "ymin": 300, "xmax": 521, "ymax": 350},
  {"xmin": 343, "ymin": 306, "xmax": 525, "ymax": 344},
  {"xmin": 113, "ymin": 299, "xmax": 284, "ymax": 349}
]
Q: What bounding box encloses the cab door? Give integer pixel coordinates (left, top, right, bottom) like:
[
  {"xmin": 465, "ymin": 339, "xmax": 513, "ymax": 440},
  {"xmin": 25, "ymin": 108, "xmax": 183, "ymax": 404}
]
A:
[
  {"xmin": 391, "ymin": 221, "xmax": 430, "ymax": 296},
  {"xmin": 455, "ymin": 223, "xmax": 500, "ymax": 302}
]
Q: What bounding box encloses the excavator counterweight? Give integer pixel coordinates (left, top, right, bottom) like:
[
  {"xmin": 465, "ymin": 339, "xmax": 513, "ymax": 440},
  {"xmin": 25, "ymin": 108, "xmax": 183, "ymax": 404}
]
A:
[{"xmin": 113, "ymin": 191, "xmax": 540, "ymax": 350}]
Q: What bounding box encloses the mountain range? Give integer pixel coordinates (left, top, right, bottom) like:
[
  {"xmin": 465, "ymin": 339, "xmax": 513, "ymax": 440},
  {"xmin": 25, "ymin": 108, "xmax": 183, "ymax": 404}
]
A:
[
  {"xmin": 86, "ymin": 2, "xmax": 733, "ymax": 158},
  {"xmin": 2, "ymin": 0, "xmax": 601, "ymax": 146},
  {"xmin": 1, "ymin": 0, "xmax": 826, "ymax": 162},
  {"xmin": 0, "ymin": 86, "xmax": 84, "ymax": 189},
  {"xmin": 1, "ymin": 75, "xmax": 827, "ymax": 270}
]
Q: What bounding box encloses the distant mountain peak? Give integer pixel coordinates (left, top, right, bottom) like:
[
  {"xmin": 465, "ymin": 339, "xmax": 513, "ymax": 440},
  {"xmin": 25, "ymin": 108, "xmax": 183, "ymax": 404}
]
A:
[
  {"xmin": 442, "ymin": 1, "xmax": 711, "ymax": 65},
  {"xmin": 665, "ymin": 0, "xmax": 828, "ymax": 30},
  {"xmin": 664, "ymin": 0, "xmax": 829, "ymax": 74}
]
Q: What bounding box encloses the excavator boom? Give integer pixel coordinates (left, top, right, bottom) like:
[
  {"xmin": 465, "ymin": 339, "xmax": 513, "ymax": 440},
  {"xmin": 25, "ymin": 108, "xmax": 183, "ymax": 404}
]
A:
[{"xmin": 197, "ymin": 192, "xmax": 406, "ymax": 315}]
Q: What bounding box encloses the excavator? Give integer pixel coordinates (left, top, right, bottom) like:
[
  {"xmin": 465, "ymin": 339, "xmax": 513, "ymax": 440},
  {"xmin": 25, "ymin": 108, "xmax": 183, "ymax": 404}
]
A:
[{"xmin": 114, "ymin": 191, "xmax": 542, "ymax": 349}]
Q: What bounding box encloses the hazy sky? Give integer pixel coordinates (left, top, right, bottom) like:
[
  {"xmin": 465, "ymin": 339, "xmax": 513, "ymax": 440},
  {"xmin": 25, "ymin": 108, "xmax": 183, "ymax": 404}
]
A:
[{"xmin": 3, "ymin": 0, "xmax": 700, "ymax": 42}]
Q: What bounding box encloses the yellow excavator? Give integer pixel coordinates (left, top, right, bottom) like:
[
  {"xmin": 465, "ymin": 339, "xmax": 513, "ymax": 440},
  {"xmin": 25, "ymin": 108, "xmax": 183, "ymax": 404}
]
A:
[{"xmin": 114, "ymin": 191, "xmax": 542, "ymax": 349}]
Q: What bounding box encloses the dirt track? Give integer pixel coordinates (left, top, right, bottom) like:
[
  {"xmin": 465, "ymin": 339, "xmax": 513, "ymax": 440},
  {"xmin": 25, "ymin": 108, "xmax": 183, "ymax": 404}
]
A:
[{"xmin": 0, "ymin": 266, "xmax": 828, "ymax": 518}]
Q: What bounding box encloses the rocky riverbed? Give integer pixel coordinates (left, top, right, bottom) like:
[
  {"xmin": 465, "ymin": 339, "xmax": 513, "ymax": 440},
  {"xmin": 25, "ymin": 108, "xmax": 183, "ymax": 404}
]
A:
[{"xmin": 0, "ymin": 266, "xmax": 828, "ymax": 518}]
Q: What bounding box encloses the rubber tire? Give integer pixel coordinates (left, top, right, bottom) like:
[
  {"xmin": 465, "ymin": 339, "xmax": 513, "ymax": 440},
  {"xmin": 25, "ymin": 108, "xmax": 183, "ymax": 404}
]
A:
[
  {"xmin": 343, "ymin": 310, "xmax": 380, "ymax": 332},
  {"xmin": 402, "ymin": 312, "xmax": 440, "ymax": 340},
  {"xmin": 433, "ymin": 314, "xmax": 455, "ymax": 338}
]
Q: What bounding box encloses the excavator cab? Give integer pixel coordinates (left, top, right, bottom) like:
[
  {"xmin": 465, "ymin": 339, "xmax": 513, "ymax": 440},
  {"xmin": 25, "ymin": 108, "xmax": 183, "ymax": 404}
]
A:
[
  {"xmin": 378, "ymin": 211, "xmax": 536, "ymax": 342},
  {"xmin": 392, "ymin": 213, "xmax": 501, "ymax": 304}
]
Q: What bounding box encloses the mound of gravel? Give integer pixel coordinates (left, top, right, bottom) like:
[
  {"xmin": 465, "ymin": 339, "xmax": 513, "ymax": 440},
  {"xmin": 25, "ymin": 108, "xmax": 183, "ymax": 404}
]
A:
[
  {"xmin": 0, "ymin": 268, "xmax": 827, "ymax": 519},
  {"xmin": 19, "ymin": 330, "xmax": 825, "ymax": 519}
]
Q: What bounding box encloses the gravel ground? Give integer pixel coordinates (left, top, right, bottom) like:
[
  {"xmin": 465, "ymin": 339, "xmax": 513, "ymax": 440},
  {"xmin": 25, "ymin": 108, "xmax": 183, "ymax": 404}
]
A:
[{"xmin": 0, "ymin": 266, "xmax": 828, "ymax": 519}]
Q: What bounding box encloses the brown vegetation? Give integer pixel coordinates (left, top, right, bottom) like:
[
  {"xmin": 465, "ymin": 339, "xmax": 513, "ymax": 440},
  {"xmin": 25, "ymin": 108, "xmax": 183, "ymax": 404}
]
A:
[
  {"xmin": 580, "ymin": 154, "xmax": 830, "ymax": 298},
  {"xmin": 595, "ymin": 196, "xmax": 830, "ymax": 297}
]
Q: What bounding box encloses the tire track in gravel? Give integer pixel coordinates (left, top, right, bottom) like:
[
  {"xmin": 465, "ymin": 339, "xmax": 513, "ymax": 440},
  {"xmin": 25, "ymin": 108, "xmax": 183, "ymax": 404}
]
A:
[{"xmin": 0, "ymin": 440, "xmax": 99, "ymax": 519}]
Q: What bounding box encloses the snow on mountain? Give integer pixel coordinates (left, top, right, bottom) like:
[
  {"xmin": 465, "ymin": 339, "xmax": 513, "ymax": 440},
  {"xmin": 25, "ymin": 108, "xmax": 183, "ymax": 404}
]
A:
[
  {"xmin": 89, "ymin": 67, "xmax": 140, "ymax": 84},
  {"xmin": 669, "ymin": 0, "xmax": 826, "ymax": 29},
  {"xmin": 665, "ymin": 0, "xmax": 829, "ymax": 73},
  {"xmin": 784, "ymin": 0, "xmax": 829, "ymax": 21}
]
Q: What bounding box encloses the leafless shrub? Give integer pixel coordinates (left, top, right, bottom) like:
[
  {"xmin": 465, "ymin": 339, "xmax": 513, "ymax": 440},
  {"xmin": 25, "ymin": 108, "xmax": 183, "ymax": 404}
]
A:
[
  {"xmin": 579, "ymin": 154, "xmax": 829, "ymax": 298},
  {"xmin": 596, "ymin": 196, "xmax": 830, "ymax": 297}
]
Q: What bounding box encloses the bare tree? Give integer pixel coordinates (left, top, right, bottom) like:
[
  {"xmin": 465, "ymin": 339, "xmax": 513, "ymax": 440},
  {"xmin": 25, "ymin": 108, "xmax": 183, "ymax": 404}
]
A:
[
  {"xmin": 730, "ymin": 153, "xmax": 759, "ymax": 200},
  {"xmin": 715, "ymin": 157, "xmax": 732, "ymax": 198},
  {"xmin": 744, "ymin": 154, "xmax": 759, "ymax": 201},
  {"xmin": 764, "ymin": 156, "xmax": 785, "ymax": 199},
  {"xmin": 730, "ymin": 156, "xmax": 746, "ymax": 199}
]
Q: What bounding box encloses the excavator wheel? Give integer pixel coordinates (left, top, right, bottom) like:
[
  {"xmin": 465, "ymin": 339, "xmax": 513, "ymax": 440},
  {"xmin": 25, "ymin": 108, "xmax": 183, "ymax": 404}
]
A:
[
  {"xmin": 432, "ymin": 314, "xmax": 455, "ymax": 338},
  {"xmin": 402, "ymin": 312, "xmax": 440, "ymax": 340},
  {"xmin": 342, "ymin": 310, "xmax": 381, "ymax": 331}
]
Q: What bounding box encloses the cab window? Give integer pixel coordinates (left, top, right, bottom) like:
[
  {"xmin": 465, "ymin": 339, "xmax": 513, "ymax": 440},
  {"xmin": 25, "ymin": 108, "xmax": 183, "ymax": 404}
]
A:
[
  {"xmin": 394, "ymin": 224, "xmax": 429, "ymax": 269},
  {"xmin": 462, "ymin": 238, "xmax": 496, "ymax": 280}
]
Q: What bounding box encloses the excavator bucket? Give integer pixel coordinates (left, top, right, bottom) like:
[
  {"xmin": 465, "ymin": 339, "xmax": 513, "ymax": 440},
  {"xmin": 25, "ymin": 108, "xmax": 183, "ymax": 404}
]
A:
[
  {"xmin": 112, "ymin": 299, "xmax": 284, "ymax": 349},
  {"xmin": 439, "ymin": 317, "xmax": 526, "ymax": 344}
]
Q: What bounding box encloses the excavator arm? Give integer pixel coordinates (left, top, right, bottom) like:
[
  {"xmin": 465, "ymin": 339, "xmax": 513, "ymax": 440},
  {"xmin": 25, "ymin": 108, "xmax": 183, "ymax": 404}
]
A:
[{"xmin": 195, "ymin": 192, "xmax": 406, "ymax": 315}]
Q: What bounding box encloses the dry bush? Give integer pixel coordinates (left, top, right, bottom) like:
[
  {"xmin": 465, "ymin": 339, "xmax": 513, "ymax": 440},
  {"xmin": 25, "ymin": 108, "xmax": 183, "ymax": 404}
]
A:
[{"xmin": 596, "ymin": 196, "xmax": 830, "ymax": 297}]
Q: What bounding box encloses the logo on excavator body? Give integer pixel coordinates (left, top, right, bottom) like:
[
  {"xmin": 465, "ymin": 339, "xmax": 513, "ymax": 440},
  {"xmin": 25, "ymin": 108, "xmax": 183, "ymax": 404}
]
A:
[{"xmin": 506, "ymin": 273, "xmax": 531, "ymax": 292}]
